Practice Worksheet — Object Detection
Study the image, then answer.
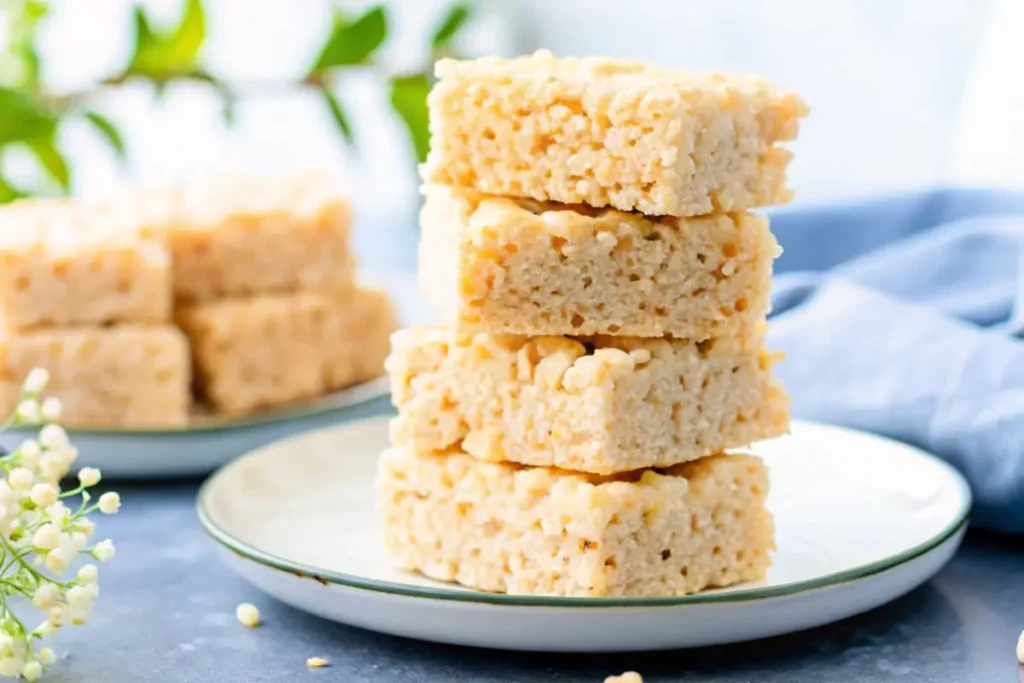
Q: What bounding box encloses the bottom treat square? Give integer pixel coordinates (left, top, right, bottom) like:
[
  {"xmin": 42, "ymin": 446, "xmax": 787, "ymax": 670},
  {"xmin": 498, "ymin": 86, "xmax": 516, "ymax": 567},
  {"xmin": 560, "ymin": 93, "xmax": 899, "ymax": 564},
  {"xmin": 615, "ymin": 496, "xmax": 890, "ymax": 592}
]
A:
[
  {"xmin": 0, "ymin": 324, "xmax": 190, "ymax": 429},
  {"xmin": 376, "ymin": 446, "xmax": 773, "ymax": 597},
  {"xmin": 176, "ymin": 286, "xmax": 397, "ymax": 415}
]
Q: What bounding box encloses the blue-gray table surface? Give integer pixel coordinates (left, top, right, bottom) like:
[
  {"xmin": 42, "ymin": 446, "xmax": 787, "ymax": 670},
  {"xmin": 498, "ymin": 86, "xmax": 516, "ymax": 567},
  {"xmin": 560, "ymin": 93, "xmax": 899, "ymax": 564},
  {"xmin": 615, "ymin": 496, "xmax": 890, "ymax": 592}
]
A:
[{"xmin": 43, "ymin": 411, "xmax": 1024, "ymax": 683}]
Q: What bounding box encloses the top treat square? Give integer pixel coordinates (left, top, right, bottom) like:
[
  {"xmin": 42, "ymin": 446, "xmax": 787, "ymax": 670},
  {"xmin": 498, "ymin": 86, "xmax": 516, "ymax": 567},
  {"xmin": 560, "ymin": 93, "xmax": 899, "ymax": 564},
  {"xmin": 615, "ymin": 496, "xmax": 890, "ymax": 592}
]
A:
[
  {"xmin": 0, "ymin": 198, "xmax": 172, "ymax": 330},
  {"xmin": 422, "ymin": 50, "xmax": 808, "ymax": 217}
]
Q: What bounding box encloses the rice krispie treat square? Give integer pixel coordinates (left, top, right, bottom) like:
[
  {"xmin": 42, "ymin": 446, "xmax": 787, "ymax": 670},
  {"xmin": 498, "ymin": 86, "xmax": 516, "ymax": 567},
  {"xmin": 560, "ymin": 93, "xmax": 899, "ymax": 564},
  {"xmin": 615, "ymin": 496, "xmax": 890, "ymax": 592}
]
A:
[
  {"xmin": 164, "ymin": 172, "xmax": 355, "ymax": 303},
  {"xmin": 377, "ymin": 446, "xmax": 773, "ymax": 597},
  {"xmin": 0, "ymin": 198, "xmax": 172, "ymax": 330},
  {"xmin": 422, "ymin": 51, "xmax": 808, "ymax": 217},
  {"xmin": 176, "ymin": 287, "xmax": 397, "ymax": 415},
  {"xmin": 387, "ymin": 327, "xmax": 789, "ymax": 474},
  {"xmin": 420, "ymin": 186, "xmax": 779, "ymax": 338},
  {"xmin": 0, "ymin": 325, "xmax": 190, "ymax": 429}
]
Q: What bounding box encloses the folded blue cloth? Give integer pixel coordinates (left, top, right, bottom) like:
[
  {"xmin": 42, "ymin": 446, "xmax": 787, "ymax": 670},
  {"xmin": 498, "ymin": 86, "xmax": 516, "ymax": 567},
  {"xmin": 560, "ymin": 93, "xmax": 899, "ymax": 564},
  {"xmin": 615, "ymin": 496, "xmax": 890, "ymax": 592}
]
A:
[{"xmin": 767, "ymin": 188, "xmax": 1024, "ymax": 534}]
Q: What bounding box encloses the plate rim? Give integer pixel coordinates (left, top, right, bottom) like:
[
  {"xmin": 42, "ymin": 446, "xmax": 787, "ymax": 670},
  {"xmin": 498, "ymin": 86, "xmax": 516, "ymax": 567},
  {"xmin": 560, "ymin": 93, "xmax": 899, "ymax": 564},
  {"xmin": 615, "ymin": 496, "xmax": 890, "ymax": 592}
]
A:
[
  {"xmin": 196, "ymin": 417, "xmax": 972, "ymax": 609},
  {"xmin": 17, "ymin": 376, "xmax": 389, "ymax": 437}
]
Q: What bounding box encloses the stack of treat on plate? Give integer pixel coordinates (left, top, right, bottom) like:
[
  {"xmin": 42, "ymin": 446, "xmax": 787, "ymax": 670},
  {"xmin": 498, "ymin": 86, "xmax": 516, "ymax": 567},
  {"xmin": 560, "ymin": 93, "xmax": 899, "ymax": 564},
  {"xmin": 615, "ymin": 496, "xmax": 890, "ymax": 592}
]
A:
[
  {"xmin": 0, "ymin": 173, "xmax": 396, "ymax": 429},
  {"xmin": 170, "ymin": 174, "xmax": 395, "ymax": 417},
  {"xmin": 378, "ymin": 51, "xmax": 807, "ymax": 597}
]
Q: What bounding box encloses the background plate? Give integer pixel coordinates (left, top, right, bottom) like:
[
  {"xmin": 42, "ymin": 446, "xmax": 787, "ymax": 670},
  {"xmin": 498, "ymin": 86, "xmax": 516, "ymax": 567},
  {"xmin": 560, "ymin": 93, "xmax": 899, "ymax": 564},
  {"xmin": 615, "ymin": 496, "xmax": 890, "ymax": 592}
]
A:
[
  {"xmin": 0, "ymin": 377, "xmax": 390, "ymax": 480},
  {"xmin": 198, "ymin": 416, "xmax": 971, "ymax": 652}
]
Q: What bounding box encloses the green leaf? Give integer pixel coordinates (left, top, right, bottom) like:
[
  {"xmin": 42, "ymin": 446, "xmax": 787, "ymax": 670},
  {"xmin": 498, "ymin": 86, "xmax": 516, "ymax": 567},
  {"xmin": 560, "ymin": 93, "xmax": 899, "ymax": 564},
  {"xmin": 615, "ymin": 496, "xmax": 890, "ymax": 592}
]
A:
[
  {"xmin": 321, "ymin": 88, "xmax": 355, "ymax": 147},
  {"xmin": 26, "ymin": 136, "xmax": 70, "ymax": 192},
  {"xmin": 0, "ymin": 87, "xmax": 56, "ymax": 145},
  {"xmin": 127, "ymin": 0, "xmax": 207, "ymax": 80},
  {"xmin": 0, "ymin": 174, "xmax": 27, "ymax": 204},
  {"xmin": 389, "ymin": 74, "xmax": 431, "ymax": 163},
  {"xmin": 82, "ymin": 110, "xmax": 127, "ymax": 161},
  {"xmin": 313, "ymin": 5, "xmax": 387, "ymax": 71},
  {"xmin": 431, "ymin": 3, "xmax": 471, "ymax": 48},
  {"xmin": 0, "ymin": 0, "xmax": 49, "ymax": 89}
]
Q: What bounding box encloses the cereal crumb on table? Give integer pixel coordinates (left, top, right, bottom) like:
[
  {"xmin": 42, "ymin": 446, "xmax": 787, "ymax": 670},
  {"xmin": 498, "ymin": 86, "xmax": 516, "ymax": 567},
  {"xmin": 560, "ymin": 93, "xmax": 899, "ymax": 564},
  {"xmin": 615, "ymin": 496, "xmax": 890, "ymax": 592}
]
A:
[
  {"xmin": 306, "ymin": 657, "xmax": 330, "ymax": 668},
  {"xmin": 235, "ymin": 603, "xmax": 260, "ymax": 627},
  {"xmin": 605, "ymin": 672, "xmax": 643, "ymax": 683}
]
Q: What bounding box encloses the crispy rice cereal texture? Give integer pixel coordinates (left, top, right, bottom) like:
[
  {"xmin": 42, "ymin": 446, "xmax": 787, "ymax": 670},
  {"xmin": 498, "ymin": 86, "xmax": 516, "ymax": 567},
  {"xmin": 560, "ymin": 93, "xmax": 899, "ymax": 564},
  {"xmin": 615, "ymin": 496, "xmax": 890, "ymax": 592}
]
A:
[
  {"xmin": 377, "ymin": 446, "xmax": 773, "ymax": 597},
  {"xmin": 162, "ymin": 172, "xmax": 355, "ymax": 303},
  {"xmin": 422, "ymin": 51, "xmax": 808, "ymax": 217},
  {"xmin": 419, "ymin": 186, "xmax": 779, "ymax": 338},
  {"xmin": 0, "ymin": 198, "xmax": 172, "ymax": 331},
  {"xmin": 0, "ymin": 325, "xmax": 190, "ymax": 428},
  {"xmin": 387, "ymin": 327, "xmax": 789, "ymax": 474},
  {"xmin": 176, "ymin": 287, "xmax": 396, "ymax": 415}
]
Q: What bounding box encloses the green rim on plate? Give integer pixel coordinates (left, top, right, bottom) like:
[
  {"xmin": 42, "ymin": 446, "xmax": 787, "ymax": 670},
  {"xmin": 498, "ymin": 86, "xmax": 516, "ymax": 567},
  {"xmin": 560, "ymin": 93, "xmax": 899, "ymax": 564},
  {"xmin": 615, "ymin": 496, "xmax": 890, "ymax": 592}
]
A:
[
  {"xmin": 195, "ymin": 429, "xmax": 972, "ymax": 608},
  {"xmin": 9, "ymin": 376, "xmax": 389, "ymax": 436}
]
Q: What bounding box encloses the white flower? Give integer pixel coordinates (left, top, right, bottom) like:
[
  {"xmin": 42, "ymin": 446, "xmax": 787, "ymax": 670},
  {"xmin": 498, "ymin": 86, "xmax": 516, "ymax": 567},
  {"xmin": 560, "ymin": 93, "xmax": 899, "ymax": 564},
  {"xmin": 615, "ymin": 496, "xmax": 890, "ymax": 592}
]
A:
[
  {"xmin": 32, "ymin": 622, "xmax": 55, "ymax": 639},
  {"xmin": 31, "ymin": 584, "xmax": 60, "ymax": 609},
  {"xmin": 74, "ymin": 517, "xmax": 95, "ymax": 538},
  {"xmin": 39, "ymin": 424, "xmax": 69, "ymax": 450},
  {"xmin": 32, "ymin": 524, "xmax": 60, "ymax": 551},
  {"xmin": 22, "ymin": 659, "xmax": 41, "ymax": 681},
  {"xmin": 38, "ymin": 648, "xmax": 55, "ymax": 666},
  {"xmin": 19, "ymin": 439, "xmax": 41, "ymax": 462},
  {"xmin": 1018, "ymin": 628, "xmax": 1024, "ymax": 664},
  {"xmin": 30, "ymin": 483, "xmax": 59, "ymax": 507},
  {"xmin": 16, "ymin": 399, "xmax": 40, "ymax": 423},
  {"xmin": 78, "ymin": 467, "xmax": 101, "ymax": 488},
  {"xmin": 8, "ymin": 467, "xmax": 34, "ymax": 491},
  {"xmin": 77, "ymin": 564, "xmax": 99, "ymax": 584},
  {"xmin": 46, "ymin": 606, "xmax": 66, "ymax": 628},
  {"xmin": 94, "ymin": 539, "xmax": 116, "ymax": 562},
  {"xmin": 98, "ymin": 492, "xmax": 121, "ymax": 514},
  {"xmin": 23, "ymin": 369, "xmax": 49, "ymax": 395},
  {"xmin": 235, "ymin": 603, "xmax": 260, "ymax": 627},
  {"xmin": 41, "ymin": 397, "xmax": 62, "ymax": 422},
  {"xmin": 0, "ymin": 657, "xmax": 23, "ymax": 676},
  {"xmin": 45, "ymin": 502, "xmax": 70, "ymax": 526},
  {"xmin": 44, "ymin": 548, "xmax": 70, "ymax": 575},
  {"xmin": 70, "ymin": 531, "xmax": 88, "ymax": 553},
  {"xmin": 0, "ymin": 482, "xmax": 11, "ymax": 502}
]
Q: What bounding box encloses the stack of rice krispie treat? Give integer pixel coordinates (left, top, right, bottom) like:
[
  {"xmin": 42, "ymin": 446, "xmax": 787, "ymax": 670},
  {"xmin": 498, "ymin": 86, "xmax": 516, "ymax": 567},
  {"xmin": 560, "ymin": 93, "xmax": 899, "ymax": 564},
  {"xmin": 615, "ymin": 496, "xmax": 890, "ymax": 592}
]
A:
[
  {"xmin": 169, "ymin": 173, "xmax": 398, "ymax": 416},
  {"xmin": 380, "ymin": 50, "xmax": 806, "ymax": 597},
  {"xmin": 0, "ymin": 200, "xmax": 190, "ymax": 429}
]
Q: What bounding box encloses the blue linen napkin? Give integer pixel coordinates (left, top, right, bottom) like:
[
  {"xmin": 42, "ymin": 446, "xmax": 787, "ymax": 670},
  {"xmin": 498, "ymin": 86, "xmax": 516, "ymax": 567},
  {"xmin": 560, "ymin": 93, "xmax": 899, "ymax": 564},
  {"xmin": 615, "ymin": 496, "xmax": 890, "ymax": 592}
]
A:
[{"xmin": 766, "ymin": 188, "xmax": 1024, "ymax": 534}]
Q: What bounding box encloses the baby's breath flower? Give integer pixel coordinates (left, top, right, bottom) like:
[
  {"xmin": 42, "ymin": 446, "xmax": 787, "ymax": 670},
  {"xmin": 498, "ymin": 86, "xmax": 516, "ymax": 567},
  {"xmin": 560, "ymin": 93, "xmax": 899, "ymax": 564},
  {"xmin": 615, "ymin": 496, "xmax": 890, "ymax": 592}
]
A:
[
  {"xmin": 235, "ymin": 603, "xmax": 261, "ymax": 627},
  {"xmin": 22, "ymin": 660, "xmax": 41, "ymax": 681},
  {"xmin": 23, "ymin": 369, "xmax": 49, "ymax": 395},
  {"xmin": 40, "ymin": 397, "xmax": 62, "ymax": 423},
  {"xmin": 0, "ymin": 370, "xmax": 118, "ymax": 678},
  {"xmin": 93, "ymin": 539, "xmax": 116, "ymax": 562},
  {"xmin": 78, "ymin": 467, "xmax": 101, "ymax": 488},
  {"xmin": 98, "ymin": 492, "xmax": 121, "ymax": 515},
  {"xmin": 32, "ymin": 524, "xmax": 60, "ymax": 550},
  {"xmin": 77, "ymin": 564, "xmax": 99, "ymax": 584},
  {"xmin": 39, "ymin": 424, "xmax": 68, "ymax": 450},
  {"xmin": 15, "ymin": 399, "xmax": 40, "ymax": 424},
  {"xmin": 30, "ymin": 483, "xmax": 58, "ymax": 507},
  {"xmin": 8, "ymin": 468, "xmax": 33, "ymax": 491}
]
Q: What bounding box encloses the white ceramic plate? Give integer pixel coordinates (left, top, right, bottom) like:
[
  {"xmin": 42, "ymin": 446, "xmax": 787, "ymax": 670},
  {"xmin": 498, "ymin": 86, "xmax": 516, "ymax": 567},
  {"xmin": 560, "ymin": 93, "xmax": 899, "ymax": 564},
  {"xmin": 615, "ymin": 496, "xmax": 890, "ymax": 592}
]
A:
[
  {"xmin": 197, "ymin": 416, "xmax": 971, "ymax": 653},
  {"xmin": 0, "ymin": 377, "xmax": 390, "ymax": 480}
]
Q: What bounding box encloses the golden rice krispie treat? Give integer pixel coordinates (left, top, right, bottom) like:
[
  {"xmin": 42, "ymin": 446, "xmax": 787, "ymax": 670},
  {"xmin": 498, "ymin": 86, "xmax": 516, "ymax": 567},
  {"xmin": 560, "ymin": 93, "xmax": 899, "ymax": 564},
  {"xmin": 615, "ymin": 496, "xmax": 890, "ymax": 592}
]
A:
[
  {"xmin": 378, "ymin": 446, "xmax": 773, "ymax": 597},
  {"xmin": 163, "ymin": 172, "xmax": 355, "ymax": 303},
  {"xmin": 0, "ymin": 325, "xmax": 190, "ymax": 428},
  {"xmin": 420, "ymin": 186, "xmax": 779, "ymax": 338},
  {"xmin": 387, "ymin": 327, "xmax": 789, "ymax": 474},
  {"xmin": 0, "ymin": 198, "xmax": 172, "ymax": 331},
  {"xmin": 176, "ymin": 287, "xmax": 396, "ymax": 415},
  {"xmin": 422, "ymin": 51, "xmax": 808, "ymax": 217}
]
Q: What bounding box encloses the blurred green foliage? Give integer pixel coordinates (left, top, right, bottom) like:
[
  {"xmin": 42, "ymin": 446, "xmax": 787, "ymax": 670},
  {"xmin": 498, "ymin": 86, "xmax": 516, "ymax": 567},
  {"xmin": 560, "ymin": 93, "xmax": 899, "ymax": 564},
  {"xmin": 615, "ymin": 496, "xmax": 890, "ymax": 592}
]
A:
[{"xmin": 0, "ymin": 0, "xmax": 474, "ymax": 201}]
